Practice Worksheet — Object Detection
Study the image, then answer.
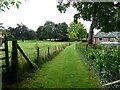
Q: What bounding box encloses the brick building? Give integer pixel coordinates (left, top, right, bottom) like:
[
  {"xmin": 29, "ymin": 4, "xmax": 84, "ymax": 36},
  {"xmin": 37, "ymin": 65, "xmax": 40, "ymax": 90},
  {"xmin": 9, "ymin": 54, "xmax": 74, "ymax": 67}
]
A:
[{"xmin": 93, "ymin": 32, "xmax": 120, "ymax": 44}]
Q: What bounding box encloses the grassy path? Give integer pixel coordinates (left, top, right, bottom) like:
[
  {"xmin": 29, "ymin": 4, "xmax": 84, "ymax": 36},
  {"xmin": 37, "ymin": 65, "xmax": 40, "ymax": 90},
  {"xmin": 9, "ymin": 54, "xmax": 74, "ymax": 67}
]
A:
[{"xmin": 16, "ymin": 44, "xmax": 101, "ymax": 88}]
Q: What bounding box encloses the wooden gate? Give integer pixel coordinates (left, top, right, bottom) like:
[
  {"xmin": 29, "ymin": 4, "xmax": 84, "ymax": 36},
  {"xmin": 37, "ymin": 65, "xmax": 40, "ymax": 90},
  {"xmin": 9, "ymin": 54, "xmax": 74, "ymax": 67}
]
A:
[
  {"xmin": 0, "ymin": 34, "xmax": 36, "ymax": 82},
  {"xmin": 0, "ymin": 36, "xmax": 10, "ymax": 73}
]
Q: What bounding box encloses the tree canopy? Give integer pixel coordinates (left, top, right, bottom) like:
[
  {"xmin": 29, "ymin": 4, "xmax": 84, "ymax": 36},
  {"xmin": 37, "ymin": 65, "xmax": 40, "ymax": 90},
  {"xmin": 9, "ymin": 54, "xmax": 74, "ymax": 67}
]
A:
[
  {"xmin": 36, "ymin": 21, "xmax": 68, "ymax": 41},
  {"xmin": 56, "ymin": 22, "xmax": 68, "ymax": 40},
  {"xmin": 6, "ymin": 23, "xmax": 37, "ymax": 40},
  {"xmin": 67, "ymin": 22, "xmax": 87, "ymax": 41},
  {"xmin": 57, "ymin": 1, "xmax": 120, "ymax": 44}
]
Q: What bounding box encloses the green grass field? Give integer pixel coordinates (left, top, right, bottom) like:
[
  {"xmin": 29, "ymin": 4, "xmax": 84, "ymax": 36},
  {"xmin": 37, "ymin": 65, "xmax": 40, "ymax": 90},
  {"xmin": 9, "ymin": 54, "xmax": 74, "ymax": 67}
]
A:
[
  {"xmin": 1, "ymin": 40, "xmax": 68, "ymax": 60},
  {"xmin": 1, "ymin": 41, "xmax": 102, "ymax": 88},
  {"xmin": 17, "ymin": 40, "xmax": 68, "ymax": 60},
  {"xmin": 11, "ymin": 44, "xmax": 101, "ymax": 88},
  {"xmin": 1, "ymin": 40, "xmax": 69, "ymax": 74}
]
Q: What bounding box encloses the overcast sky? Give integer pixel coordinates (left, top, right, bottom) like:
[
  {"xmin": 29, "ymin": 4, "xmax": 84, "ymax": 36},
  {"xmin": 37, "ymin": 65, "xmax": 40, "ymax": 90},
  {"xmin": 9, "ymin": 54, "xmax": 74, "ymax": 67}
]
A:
[{"xmin": 0, "ymin": 0, "xmax": 92, "ymax": 33}]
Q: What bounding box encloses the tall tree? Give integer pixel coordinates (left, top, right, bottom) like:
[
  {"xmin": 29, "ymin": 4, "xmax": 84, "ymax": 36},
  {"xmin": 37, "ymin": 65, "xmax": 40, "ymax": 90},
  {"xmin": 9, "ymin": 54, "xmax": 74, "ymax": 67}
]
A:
[
  {"xmin": 7, "ymin": 23, "xmax": 37, "ymax": 40},
  {"xmin": 67, "ymin": 22, "xmax": 87, "ymax": 41},
  {"xmin": 57, "ymin": 1, "xmax": 120, "ymax": 44},
  {"xmin": 36, "ymin": 26, "xmax": 44, "ymax": 40},
  {"xmin": 56, "ymin": 22, "xmax": 68, "ymax": 41},
  {"xmin": 36, "ymin": 21, "xmax": 68, "ymax": 41},
  {"xmin": 43, "ymin": 21, "xmax": 55, "ymax": 40}
]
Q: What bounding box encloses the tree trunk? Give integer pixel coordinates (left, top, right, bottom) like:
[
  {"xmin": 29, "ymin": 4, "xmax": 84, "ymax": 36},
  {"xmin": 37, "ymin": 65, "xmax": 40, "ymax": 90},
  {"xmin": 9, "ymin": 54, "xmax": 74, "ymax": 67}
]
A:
[
  {"xmin": 88, "ymin": 3, "xmax": 97, "ymax": 44},
  {"xmin": 88, "ymin": 19, "xmax": 94, "ymax": 44}
]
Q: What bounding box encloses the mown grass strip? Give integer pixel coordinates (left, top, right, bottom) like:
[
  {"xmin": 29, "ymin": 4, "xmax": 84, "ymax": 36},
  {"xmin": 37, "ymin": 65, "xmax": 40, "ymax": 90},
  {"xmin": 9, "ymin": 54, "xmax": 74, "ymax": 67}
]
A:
[{"xmin": 13, "ymin": 44, "xmax": 101, "ymax": 88}]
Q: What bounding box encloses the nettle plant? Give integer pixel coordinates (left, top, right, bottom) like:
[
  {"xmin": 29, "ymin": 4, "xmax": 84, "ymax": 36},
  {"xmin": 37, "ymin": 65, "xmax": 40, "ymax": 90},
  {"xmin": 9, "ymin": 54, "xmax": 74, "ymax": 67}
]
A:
[{"xmin": 87, "ymin": 45, "xmax": 119, "ymax": 82}]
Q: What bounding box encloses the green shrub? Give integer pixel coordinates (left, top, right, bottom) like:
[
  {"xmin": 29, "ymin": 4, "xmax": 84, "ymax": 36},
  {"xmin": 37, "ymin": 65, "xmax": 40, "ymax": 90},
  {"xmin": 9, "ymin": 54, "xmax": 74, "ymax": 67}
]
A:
[{"xmin": 76, "ymin": 42, "xmax": 120, "ymax": 88}]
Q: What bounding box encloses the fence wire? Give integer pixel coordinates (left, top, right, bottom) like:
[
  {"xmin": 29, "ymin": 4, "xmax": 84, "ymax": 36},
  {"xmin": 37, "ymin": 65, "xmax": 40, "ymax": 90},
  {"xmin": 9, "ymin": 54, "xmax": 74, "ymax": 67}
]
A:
[{"xmin": 76, "ymin": 43, "xmax": 120, "ymax": 89}]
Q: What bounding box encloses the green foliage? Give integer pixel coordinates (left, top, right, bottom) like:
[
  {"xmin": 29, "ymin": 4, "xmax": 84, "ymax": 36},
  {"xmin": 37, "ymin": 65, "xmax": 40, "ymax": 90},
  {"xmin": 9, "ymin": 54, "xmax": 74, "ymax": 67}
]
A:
[
  {"xmin": 56, "ymin": 22, "xmax": 68, "ymax": 40},
  {"xmin": 67, "ymin": 22, "xmax": 87, "ymax": 41},
  {"xmin": 76, "ymin": 43, "xmax": 120, "ymax": 87},
  {"xmin": 6, "ymin": 23, "xmax": 37, "ymax": 40},
  {"xmin": 36, "ymin": 26, "xmax": 44, "ymax": 40},
  {"xmin": 90, "ymin": 48, "xmax": 119, "ymax": 82},
  {"xmin": 57, "ymin": 1, "xmax": 120, "ymax": 43},
  {"xmin": 42, "ymin": 21, "xmax": 54, "ymax": 39},
  {"xmin": 0, "ymin": 0, "xmax": 21, "ymax": 12},
  {"xmin": 57, "ymin": 1, "xmax": 120, "ymax": 32},
  {"xmin": 36, "ymin": 21, "xmax": 68, "ymax": 41},
  {"xmin": 0, "ymin": 23, "xmax": 6, "ymax": 35}
]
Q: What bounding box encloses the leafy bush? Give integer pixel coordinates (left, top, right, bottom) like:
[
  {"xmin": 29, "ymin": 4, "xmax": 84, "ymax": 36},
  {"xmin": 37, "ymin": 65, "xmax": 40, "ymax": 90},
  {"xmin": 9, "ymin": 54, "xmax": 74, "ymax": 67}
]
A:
[{"xmin": 76, "ymin": 42, "xmax": 120, "ymax": 88}]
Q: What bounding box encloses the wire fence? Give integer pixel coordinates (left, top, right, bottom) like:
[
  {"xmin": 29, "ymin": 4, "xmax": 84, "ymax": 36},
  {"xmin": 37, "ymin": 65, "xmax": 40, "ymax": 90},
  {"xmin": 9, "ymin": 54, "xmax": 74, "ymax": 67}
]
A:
[
  {"xmin": 1, "ymin": 40, "xmax": 73, "ymax": 82},
  {"xmin": 76, "ymin": 42, "xmax": 120, "ymax": 89}
]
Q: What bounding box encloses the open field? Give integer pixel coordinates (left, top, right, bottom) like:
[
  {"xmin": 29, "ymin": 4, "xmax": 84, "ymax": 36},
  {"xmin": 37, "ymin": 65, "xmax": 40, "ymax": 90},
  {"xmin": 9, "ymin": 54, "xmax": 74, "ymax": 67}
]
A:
[
  {"xmin": 1, "ymin": 40, "xmax": 70, "ymax": 75},
  {"xmin": 18, "ymin": 40, "xmax": 68, "ymax": 61},
  {"xmin": 1, "ymin": 40, "xmax": 68, "ymax": 60},
  {"xmin": 6, "ymin": 44, "xmax": 101, "ymax": 88}
]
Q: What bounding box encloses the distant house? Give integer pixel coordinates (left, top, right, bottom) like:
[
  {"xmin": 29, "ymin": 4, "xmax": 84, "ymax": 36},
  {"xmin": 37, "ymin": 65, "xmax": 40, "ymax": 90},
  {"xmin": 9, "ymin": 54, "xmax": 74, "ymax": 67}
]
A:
[{"xmin": 93, "ymin": 32, "xmax": 120, "ymax": 44}]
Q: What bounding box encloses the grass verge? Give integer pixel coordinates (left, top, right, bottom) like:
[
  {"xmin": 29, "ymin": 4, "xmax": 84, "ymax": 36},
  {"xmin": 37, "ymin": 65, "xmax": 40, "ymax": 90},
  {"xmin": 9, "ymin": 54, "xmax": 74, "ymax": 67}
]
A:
[{"xmin": 10, "ymin": 44, "xmax": 102, "ymax": 88}]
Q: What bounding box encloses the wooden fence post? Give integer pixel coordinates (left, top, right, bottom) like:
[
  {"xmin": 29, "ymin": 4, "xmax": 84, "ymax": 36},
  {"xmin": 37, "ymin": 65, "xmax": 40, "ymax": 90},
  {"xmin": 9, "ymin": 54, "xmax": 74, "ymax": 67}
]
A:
[
  {"xmin": 11, "ymin": 40, "xmax": 18, "ymax": 82},
  {"xmin": 17, "ymin": 44, "xmax": 35, "ymax": 69},
  {"xmin": 4, "ymin": 36, "xmax": 9, "ymax": 74}
]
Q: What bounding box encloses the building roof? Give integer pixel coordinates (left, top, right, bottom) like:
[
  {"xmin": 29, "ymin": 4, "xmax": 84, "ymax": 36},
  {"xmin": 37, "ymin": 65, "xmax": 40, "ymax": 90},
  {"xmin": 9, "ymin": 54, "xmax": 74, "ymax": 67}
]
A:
[{"xmin": 94, "ymin": 31, "xmax": 120, "ymax": 38}]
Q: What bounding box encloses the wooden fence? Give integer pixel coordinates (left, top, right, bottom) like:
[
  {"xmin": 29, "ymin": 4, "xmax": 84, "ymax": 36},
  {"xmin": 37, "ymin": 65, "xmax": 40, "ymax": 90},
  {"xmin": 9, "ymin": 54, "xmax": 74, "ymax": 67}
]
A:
[
  {"xmin": 11, "ymin": 41, "xmax": 36, "ymax": 81},
  {"xmin": 1, "ymin": 39, "xmax": 36, "ymax": 81},
  {"xmin": 36, "ymin": 43, "xmax": 71, "ymax": 63},
  {"xmin": 1, "ymin": 39, "xmax": 72, "ymax": 82},
  {"xmin": 0, "ymin": 36, "xmax": 10, "ymax": 74}
]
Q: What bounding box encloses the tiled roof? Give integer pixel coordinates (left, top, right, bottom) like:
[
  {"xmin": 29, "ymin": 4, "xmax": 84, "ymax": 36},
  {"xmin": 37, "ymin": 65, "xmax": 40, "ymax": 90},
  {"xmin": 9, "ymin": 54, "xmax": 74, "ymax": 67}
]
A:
[{"xmin": 94, "ymin": 32, "xmax": 120, "ymax": 38}]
